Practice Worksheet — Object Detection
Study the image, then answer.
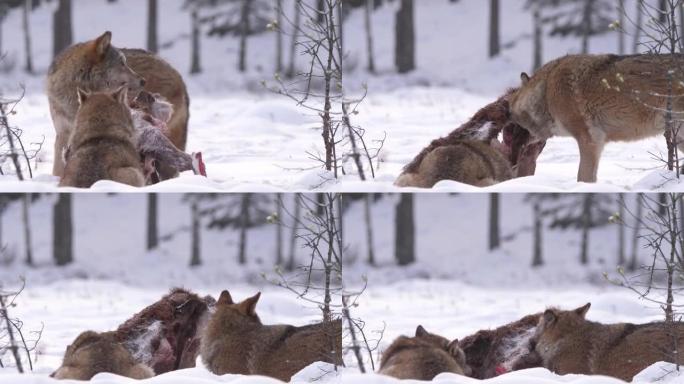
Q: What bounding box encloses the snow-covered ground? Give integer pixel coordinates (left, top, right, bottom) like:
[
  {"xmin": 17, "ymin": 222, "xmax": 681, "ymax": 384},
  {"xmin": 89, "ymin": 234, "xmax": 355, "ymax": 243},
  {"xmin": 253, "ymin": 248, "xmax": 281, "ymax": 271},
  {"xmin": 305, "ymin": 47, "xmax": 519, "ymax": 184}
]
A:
[{"xmin": 0, "ymin": 0, "xmax": 681, "ymax": 192}]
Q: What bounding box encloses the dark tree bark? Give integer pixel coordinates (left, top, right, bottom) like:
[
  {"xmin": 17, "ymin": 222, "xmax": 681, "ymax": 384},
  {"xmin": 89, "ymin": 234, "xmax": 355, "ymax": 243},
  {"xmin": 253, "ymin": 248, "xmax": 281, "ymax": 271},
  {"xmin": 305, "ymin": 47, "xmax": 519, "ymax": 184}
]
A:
[
  {"xmin": 22, "ymin": 194, "xmax": 33, "ymax": 266},
  {"xmin": 286, "ymin": 194, "xmax": 301, "ymax": 271},
  {"xmin": 286, "ymin": 0, "xmax": 301, "ymax": 78},
  {"xmin": 53, "ymin": 0, "xmax": 72, "ymax": 59},
  {"xmin": 489, "ymin": 194, "xmax": 500, "ymax": 250},
  {"xmin": 532, "ymin": 200, "xmax": 543, "ymax": 267},
  {"xmin": 53, "ymin": 194, "xmax": 73, "ymax": 266},
  {"xmin": 364, "ymin": 194, "xmax": 375, "ymax": 266},
  {"xmin": 276, "ymin": 0, "xmax": 283, "ymax": 73},
  {"xmin": 629, "ymin": 193, "xmax": 643, "ymax": 271},
  {"xmin": 190, "ymin": 7, "xmax": 202, "ymax": 74},
  {"xmin": 634, "ymin": 0, "xmax": 644, "ymax": 53},
  {"xmin": 660, "ymin": 0, "xmax": 668, "ymax": 24},
  {"xmin": 532, "ymin": 5, "xmax": 542, "ymax": 71},
  {"xmin": 317, "ymin": 0, "xmax": 325, "ymax": 24},
  {"xmin": 365, "ymin": 0, "xmax": 375, "ymax": 73},
  {"xmin": 618, "ymin": 194, "xmax": 625, "ymax": 266},
  {"xmin": 23, "ymin": 0, "xmax": 33, "ymax": 74},
  {"xmin": 190, "ymin": 201, "xmax": 201, "ymax": 266},
  {"xmin": 580, "ymin": 194, "xmax": 593, "ymax": 265},
  {"xmin": 147, "ymin": 194, "xmax": 158, "ymax": 251},
  {"xmin": 147, "ymin": 0, "xmax": 158, "ymax": 53},
  {"xmin": 489, "ymin": 0, "xmax": 500, "ymax": 57},
  {"xmin": 395, "ymin": 0, "xmax": 415, "ymax": 74},
  {"xmin": 276, "ymin": 194, "xmax": 283, "ymax": 266},
  {"xmin": 238, "ymin": 0, "xmax": 251, "ymax": 72},
  {"xmin": 618, "ymin": 0, "xmax": 625, "ymax": 54},
  {"xmin": 238, "ymin": 193, "xmax": 251, "ymax": 265},
  {"xmin": 581, "ymin": 0, "xmax": 594, "ymax": 54},
  {"xmin": 395, "ymin": 194, "xmax": 415, "ymax": 266}
]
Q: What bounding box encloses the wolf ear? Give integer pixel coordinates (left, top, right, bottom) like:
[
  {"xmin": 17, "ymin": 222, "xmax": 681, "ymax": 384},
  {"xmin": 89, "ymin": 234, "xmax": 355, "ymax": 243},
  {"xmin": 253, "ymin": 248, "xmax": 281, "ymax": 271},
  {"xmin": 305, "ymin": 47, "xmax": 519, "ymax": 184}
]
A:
[
  {"xmin": 217, "ymin": 290, "xmax": 234, "ymax": 305},
  {"xmin": 543, "ymin": 309, "xmax": 556, "ymax": 324},
  {"xmin": 240, "ymin": 292, "xmax": 261, "ymax": 317},
  {"xmin": 112, "ymin": 86, "xmax": 128, "ymax": 105},
  {"xmin": 77, "ymin": 88, "xmax": 90, "ymax": 105},
  {"xmin": 94, "ymin": 31, "xmax": 112, "ymax": 58},
  {"xmin": 520, "ymin": 72, "xmax": 531, "ymax": 85},
  {"xmin": 415, "ymin": 325, "xmax": 428, "ymax": 337},
  {"xmin": 574, "ymin": 303, "xmax": 591, "ymax": 318}
]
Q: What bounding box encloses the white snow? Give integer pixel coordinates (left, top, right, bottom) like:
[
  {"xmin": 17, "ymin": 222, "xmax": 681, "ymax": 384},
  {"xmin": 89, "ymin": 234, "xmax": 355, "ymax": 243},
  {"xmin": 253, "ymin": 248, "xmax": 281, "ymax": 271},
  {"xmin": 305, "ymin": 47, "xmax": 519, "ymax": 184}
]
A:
[{"xmin": 0, "ymin": 0, "xmax": 681, "ymax": 191}]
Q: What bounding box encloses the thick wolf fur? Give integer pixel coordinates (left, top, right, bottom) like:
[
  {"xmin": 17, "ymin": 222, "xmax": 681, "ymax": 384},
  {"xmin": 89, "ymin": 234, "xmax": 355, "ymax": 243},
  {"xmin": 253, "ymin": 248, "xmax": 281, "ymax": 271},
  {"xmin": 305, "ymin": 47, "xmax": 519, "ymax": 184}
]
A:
[
  {"xmin": 510, "ymin": 54, "xmax": 684, "ymax": 182},
  {"xmin": 200, "ymin": 291, "xmax": 343, "ymax": 382},
  {"xmin": 59, "ymin": 88, "xmax": 144, "ymax": 188},
  {"xmin": 534, "ymin": 303, "xmax": 684, "ymax": 381},
  {"xmin": 48, "ymin": 31, "xmax": 189, "ymax": 177},
  {"xmin": 378, "ymin": 325, "xmax": 470, "ymax": 380},
  {"xmin": 50, "ymin": 331, "xmax": 154, "ymax": 380}
]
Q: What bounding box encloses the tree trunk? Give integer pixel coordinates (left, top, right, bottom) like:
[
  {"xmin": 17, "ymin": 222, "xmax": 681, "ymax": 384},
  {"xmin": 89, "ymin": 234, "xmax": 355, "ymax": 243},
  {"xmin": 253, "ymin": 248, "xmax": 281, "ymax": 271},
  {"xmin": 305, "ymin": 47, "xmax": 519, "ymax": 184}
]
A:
[
  {"xmin": 532, "ymin": 5, "xmax": 542, "ymax": 71},
  {"xmin": 395, "ymin": 194, "xmax": 415, "ymax": 266},
  {"xmin": 23, "ymin": 0, "xmax": 33, "ymax": 74},
  {"xmin": 276, "ymin": 0, "xmax": 283, "ymax": 73},
  {"xmin": 190, "ymin": 201, "xmax": 201, "ymax": 266},
  {"xmin": 147, "ymin": 194, "xmax": 158, "ymax": 251},
  {"xmin": 395, "ymin": 0, "xmax": 415, "ymax": 74},
  {"xmin": 489, "ymin": 0, "xmax": 500, "ymax": 58},
  {"xmin": 286, "ymin": 194, "xmax": 301, "ymax": 271},
  {"xmin": 581, "ymin": 0, "xmax": 594, "ymax": 54},
  {"xmin": 660, "ymin": 0, "xmax": 668, "ymax": 24},
  {"xmin": 317, "ymin": 0, "xmax": 326, "ymax": 24},
  {"xmin": 634, "ymin": 0, "xmax": 644, "ymax": 53},
  {"xmin": 22, "ymin": 194, "xmax": 33, "ymax": 266},
  {"xmin": 618, "ymin": 194, "xmax": 625, "ymax": 266},
  {"xmin": 365, "ymin": 0, "xmax": 375, "ymax": 73},
  {"xmin": 286, "ymin": 0, "xmax": 301, "ymax": 78},
  {"xmin": 276, "ymin": 194, "xmax": 283, "ymax": 266},
  {"xmin": 53, "ymin": 0, "xmax": 73, "ymax": 59},
  {"xmin": 489, "ymin": 194, "xmax": 501, "ymax": 250},
  {"xmin": 629, "ymin": 193, "xmax": 643, "ymax": 271},
  {"xmin": 365, "ymin": 194, "xmax": 375, "ymax": 266},
  {"xmin": 190, "ymin": 7, "xmax": 202, "ymax": 74},
  {"xmin": 147, "ymin": 0, "xmax": 158, "ymax": 53},
  {"xmin": 53, "ymin": 194, "xmax": 73, "ymax": 266},
  {"xmin": 580, "ymin": 194, "xmax": 593, "ymax": 265},
  {"xmin": 532, "ymin": 200, "xmax": 543, "ymax": 267},
  {"xmin": 238, "ymin": 193, "xmax": 251, "ymax": 265},
  {"xmin": 238, "ymin": 0, "xmax": 251, "ymax": 72},
  {"xmin": 618, "ymin": 0, "xmax": 625, "ymax": 54}
]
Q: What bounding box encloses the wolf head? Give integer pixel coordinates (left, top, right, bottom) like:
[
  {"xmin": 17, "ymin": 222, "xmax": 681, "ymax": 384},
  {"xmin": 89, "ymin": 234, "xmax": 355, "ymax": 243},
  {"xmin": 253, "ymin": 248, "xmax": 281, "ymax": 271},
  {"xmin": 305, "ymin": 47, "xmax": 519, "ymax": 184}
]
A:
[
  {"xmin": 82, "ymin": 31, "xmax": 146, "ymax": 97},
  {"xmin": 215, "ymin": 290, "xmax": 262, "ymax": 325},
  {"xmin": 533, "ymin": 303, "xmax": 591, "ymax": 358},
  {"xmin": 75, "ymin": 86, "xmax": 134, "ymax": 135},
  {"xmin": 132, "ymin": 91, "xmax": 174, "ymax": 123},
  {"xmin": 508, "ymin": 72, "xmax": 549, "ymax": 140},
  {"xmin": 414, "ymin": 325, "xmax": 471, "ymax": 376}
]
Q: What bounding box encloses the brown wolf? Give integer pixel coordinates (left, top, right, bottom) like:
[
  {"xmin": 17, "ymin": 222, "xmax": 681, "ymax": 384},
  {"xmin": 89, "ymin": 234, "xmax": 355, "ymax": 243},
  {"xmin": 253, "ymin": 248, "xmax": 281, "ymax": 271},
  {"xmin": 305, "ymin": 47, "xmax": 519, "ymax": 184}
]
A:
[
  {"xmin": 59, "ymin": 87, "xmax": 144, "ymax": 188},
  {"xmin": 378, "ymin": 325, "xmax": 471, "ymax": 380},
  {"xmin": 200, "ymin": 291, "xmax": 343, "ymax": 382},
  {"xmin": 114, "ymin": 288, "xmax": 215, "ymax": 375},
  {"xmin": 396, "ymin": 90, "xmax": 546, "ymax": 188},
  {"xmin": 533, "ymin": 303, "xmax": 684, "ymax": 381},
  {"xmin": 50, "ymin": 331, "xmax": 154, "ymax": 380},
  {"xmin": 48, "ymin": 31, "xmax": 189, "ymax": 177},
  {"xmin": 458, "ymin": 314, "xmax": 542, "ymax": 379},
  {"xmin": 509, "ymin": 54, "xmax": 684, "ymax": 182}
]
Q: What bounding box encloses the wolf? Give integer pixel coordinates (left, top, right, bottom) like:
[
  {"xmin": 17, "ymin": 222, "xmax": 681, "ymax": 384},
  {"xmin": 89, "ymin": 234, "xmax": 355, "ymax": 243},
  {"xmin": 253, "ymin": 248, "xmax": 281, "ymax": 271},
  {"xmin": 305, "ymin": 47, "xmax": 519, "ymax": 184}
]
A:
[
  {"xmin": 509, "ymin": 54, "xmax": 684, "ymax": 182},
  {"xmin": 533, "ymin": 303, "xmax": 684, "ymax": 381},
  {"xmin": 50, "ymin": 331, "xmax": 154, "ymax": 380},
  {"xmin": 458, "ymin": 314, "xmax": 542, "ymax": 379},
  {"xmin": 48, "ymin": 31, "xmax": 189, "ymax": 177},
  {"xmin": 378, "ymin": 325, "xmax": 471, "ymax": 380},
  {"xmin": 130, "ymin": 91, "xmax": 205, "ymax": 184},
  {"xmin": 396, "ymin": 89, "xmax": 545, "ymax": 188},
  {"xmin": 59, "ymin": 87, "xmax": 144, "ymax": 188},
  {"xmin": 200, "ymin": 291, "xmax": 343, "ymax": 382}
]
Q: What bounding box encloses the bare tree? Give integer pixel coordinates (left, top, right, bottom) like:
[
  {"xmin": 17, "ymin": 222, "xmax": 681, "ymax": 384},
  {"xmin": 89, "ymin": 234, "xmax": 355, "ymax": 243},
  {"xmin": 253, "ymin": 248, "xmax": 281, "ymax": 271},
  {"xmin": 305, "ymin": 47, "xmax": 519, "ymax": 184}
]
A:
[
  {"xmin": 238, "ymin": 0, "xmax": 251, "ymax": 72},
  {"xmin": 0, "ymin": 281, "xmax": 43, "ymax": 372},
  {"xmin": 532, "ymin": 3, "xmax": 543, "ymax": 71},
  {"xmin": 275, "ymin": 194, "xmax": 283, "ymax": 266},
  {"xmin": 190, "ymin": 5, "xmax": 202, "ymax": 74},
  {"xmin": 532, "ymin": 198, "xmax": 543, "ymax": 267},
  {"xmin": 395, "ymin": 0, "xmax": 415, "ymax": 73},
  {"xmin": 618, "ymin": 0, "xmax": 625, "ymax": 54},
  {"xmin": 147, "ymin": 0, "xmax": 158, "ymax": 53},
  {"xmin": 580, "ymin": 194, "xmax": 593, "ymax": 265},
  {"xmin": 190, "ymin": 199, "xmax": 201, "ymax": 266},
  {"xmin": 147, "ymin": 194, "xmax": 159, "ymax": 251},
  {"xmin": 53, "ymin": 194, "xmax": 73, "ymax": 266},
  {"xmin": 286, "ymin": 193, "xmax": 301, "ymax": 271},
  {"xmin": 53, "ymin": 0, "xmax": 72, "ymax": 58},
  {"xmin": 21, "ymin": 194, "xmax": 32, "ymax": 266},
  {"xmin": 238, "ymin": 193, "xmax": 251, "ymax": 265},
  {"xmin": 286, "ymin": 0, "xmax": 301, "ymax": 78},
  {"xmin": 364, "ymin": 194, "xmax": 375, "ymax": 266},
  {"xmin": 395, "ymin": 194, "xmax": 415, "ymax": 266},
  {"xmin": 22, "ymin": 0, "xmax": 33, "ymax": 74},
  {"xmin": 629, "ymin": 193, "xmax": 644, "ymax": 271},
  {"xmin": 489, "ymin": 0, "xmax": 500, "ymax": 57},
  {"xmin": 364, "ymin": 0, "xmax": 375, "ymax": 73},
  {"xmin": 581, "ymin": 0, "xmax": 595, "ymax": 53},
  {"xmin": 618, "ymin": 194, "xmax": 625, "ymax": 266},
  {"xmin": 276, "ymin": 0, "xmax": 283, "ymax": 73},
  {"xmin": 489, "ymin": 194, "xmax": 500, "ymax": 250}
]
